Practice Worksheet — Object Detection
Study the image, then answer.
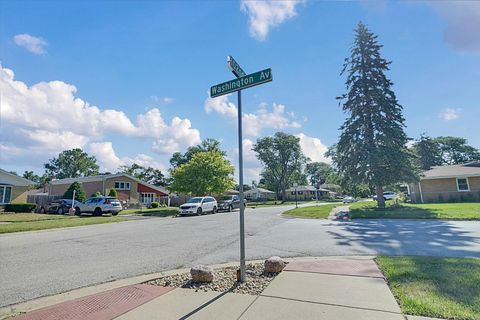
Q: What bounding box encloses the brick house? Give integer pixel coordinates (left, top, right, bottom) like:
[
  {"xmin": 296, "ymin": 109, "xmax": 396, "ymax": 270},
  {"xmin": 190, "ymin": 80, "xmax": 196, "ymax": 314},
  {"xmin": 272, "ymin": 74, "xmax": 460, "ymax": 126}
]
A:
[
  {"xmin": 408, "ymin": 161, "xmax": 480, "ymax": 203},
  {"xmin": 48, "ymin": 173, "xmax": 169, "ymax": 205},
  {"xmin": 0, "ymin": 169, "xmax": 34, "ymax": 205},
  {"xmin": 285, "ymin": 185, "xmax": 330, "ymax": 201}
]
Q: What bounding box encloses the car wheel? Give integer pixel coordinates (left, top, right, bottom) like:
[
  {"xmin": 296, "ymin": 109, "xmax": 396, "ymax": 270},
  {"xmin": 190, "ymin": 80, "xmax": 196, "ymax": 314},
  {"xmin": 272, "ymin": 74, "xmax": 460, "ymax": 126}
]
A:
[
  {"xmin": 213, "ymin": 206, "xmax": 217, "ymax": 214},
  {"xmin": 94, "ymin": 207, "xmax": 102, "ymax": 216},
  {"xmin": 228, "ymin": 205, "xmax": 233, "ymax": 212},
  {"xmin": 196, "ymin": 208, "xmax": 202, "ymax": 215},
  {"xmin": 39, "ymin": 207, "xmax": 46, "ymax": 214},
  {"xmin": 75, "ymin": 207, "xmax": 81, "ymax": 216},
  {"xmin": 112, "ymin": 212, "xmax": 118, "ymax": 216},
  {"xmin": 57, "ymin": 207, "xmax": 64, "ymax": 215}
]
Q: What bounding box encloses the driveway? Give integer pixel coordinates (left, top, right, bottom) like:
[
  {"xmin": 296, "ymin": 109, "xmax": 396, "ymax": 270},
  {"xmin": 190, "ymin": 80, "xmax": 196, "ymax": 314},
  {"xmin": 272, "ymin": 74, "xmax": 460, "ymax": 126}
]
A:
[{"xmin": 1, "ymin": 204, "xmax": 480, "ymax": 307}]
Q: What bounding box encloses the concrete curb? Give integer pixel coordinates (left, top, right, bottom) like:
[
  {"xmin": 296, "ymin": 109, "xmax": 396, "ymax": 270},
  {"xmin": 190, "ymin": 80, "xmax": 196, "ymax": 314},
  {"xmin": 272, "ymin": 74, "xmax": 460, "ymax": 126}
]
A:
[{"xmin": 0, "ymin": 255, "xmax": 375, "ymax": 319}]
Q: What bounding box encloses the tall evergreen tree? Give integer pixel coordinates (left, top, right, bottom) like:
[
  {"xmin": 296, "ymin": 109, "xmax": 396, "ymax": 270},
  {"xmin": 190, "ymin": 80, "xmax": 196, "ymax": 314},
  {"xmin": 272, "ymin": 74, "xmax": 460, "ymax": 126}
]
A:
[{"xmin": 335, "ymin": 22, "xmax": 416, "ymax": 207}]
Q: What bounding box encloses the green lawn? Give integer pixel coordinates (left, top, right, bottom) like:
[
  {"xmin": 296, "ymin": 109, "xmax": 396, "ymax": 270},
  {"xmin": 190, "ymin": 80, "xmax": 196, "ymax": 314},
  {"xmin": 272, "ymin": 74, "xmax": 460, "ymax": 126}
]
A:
[
  {"xmin": 0, "ymin": 213, "xmax": 127, "ymax": 234},
  {"xmin": 376, "ymin": 256, "xmax": 480, "ymax": 320},
  {"xmin": 283, "ymin": 203, "xmax": 342, "ymax": 219},
  {"xmin": 120, "ymin": 207, "xmax": 179, "ymax": 217},
  {"xmin": 349, "ymin": 201, "xmax": 480, "ymax": 219}
]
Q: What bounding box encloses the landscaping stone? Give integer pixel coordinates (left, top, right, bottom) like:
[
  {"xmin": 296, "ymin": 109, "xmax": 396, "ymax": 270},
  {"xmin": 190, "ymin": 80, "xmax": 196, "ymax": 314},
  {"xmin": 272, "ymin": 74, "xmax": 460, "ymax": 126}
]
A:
[
  {"xmin": 190, "ymin": 265, "xmax": 214, "ymax": 283},
  {"xmin": 147, "ymin": 263, "xmax": 278, "ymax": 295},
  {"xmin": 264, "ymin": 256, "xmax": 286, "ymax": 273}
]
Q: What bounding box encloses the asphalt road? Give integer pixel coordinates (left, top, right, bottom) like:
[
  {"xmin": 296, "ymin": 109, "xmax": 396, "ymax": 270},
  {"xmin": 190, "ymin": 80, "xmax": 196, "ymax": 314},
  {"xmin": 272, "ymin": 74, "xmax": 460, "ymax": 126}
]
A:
[{"xmin": 1, "ymin": 204, "xmax": 480, "ymax": 307}]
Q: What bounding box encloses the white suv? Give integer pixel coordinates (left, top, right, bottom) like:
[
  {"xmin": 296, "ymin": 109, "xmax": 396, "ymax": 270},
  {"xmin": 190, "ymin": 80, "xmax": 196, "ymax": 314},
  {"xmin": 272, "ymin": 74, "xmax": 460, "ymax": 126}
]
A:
[
  {"xmin": 75, "ymin": 196, "xmax": 122, "ymax": 216},
  {"xmin": 179, "ymin": 196, "xmax": 217, "ymax": 216}
]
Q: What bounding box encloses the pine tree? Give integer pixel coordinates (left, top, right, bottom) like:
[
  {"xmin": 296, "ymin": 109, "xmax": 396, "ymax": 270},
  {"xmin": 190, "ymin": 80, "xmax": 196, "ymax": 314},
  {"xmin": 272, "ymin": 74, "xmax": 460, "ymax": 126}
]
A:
[
  {"xmin": 335, "ymin": 22, "xmax": 417, "ymax": 208},
  {"xmin": 412, "ymin": 134, "xmax": 442, "ymax": 170}
]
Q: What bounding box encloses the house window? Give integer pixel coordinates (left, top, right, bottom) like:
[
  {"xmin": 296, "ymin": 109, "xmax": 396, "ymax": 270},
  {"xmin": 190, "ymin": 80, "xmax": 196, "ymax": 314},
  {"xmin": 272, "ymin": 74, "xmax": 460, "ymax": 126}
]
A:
[
  {"xmin": 298, "ymin": 191, "xmax": 303, "ymax": 195},
  {"xmin": 0, "ymin": 185, "xmax": 12, "ymax": 204},
  {"xmin": 291, "ymin": 191, "xmax": 295, "ymax": 195},
  {"xmin": 114, "ymin": 181, "xmax": 131, "ymax": 190},
  {"xmin": 456, "ymin": 178, "xmax": 470, "ymax": 192},
  {"xmin": 141, "ymin": 193, "xmax": 155, "ymax": 204}
]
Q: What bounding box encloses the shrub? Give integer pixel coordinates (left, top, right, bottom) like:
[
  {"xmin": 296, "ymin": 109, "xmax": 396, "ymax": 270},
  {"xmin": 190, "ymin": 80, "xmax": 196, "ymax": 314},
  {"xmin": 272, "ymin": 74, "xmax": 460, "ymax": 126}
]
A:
[
  {"xmin": 5, "ymin": 203, "xmax": 37, "ymax": 213},
  {"xmin": 91, "ymin": 191, "xmax": 102, "ymax": 197},
  {"xmin": 108, "ymin": 188, "xmax": 118, "ymax": 197},
  {"xmin": 448, "ymin": 195, "xmax": 459, "ymax": 203},
  {"xmin": 161, "ymin": 203, "xmax": 167, "ymax": 207},
  {"xmin": 460, "ymin": 193, "xmax": 474, "ymax": 202},
  {"xmin": 63, "ymin": 182, "xmax": 86, "ymax": 202},
  {"xmin": 150, "ymin": 202, "xmax": 160, "ymax": 208}
]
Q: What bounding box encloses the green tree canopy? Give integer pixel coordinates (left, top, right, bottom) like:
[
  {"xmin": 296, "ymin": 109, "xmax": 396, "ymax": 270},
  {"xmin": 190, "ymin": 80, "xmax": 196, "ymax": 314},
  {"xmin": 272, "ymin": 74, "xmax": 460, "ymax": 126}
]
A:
[
  {"xmin": 253, "ymin": 132, "xmax": 307, "ymax": 199},
  {"xmin": 23, "ymin": 171, "xmax": 51, "ymax": 189},
  {"xmin": 63, "ymin": 181, "xmax": 87, "ymax": 202},
  {"xmin": 411, "ymin": 134, "xmax": 443, "ymax": 170},
  {"xmin": 45, "ymin": 149, "xmax": 99, "ymax": 179},
  {"xmin": 305, "ymin": 162, "xmax": 336, "ymax": 187},
  {"xmin": 434, "ymin": 136, "xmax": 480, "ymax": 165},
  {"xmin": 169, "ymin": 150, "xmax": 235, "ymax": 196},
  {"xmin": 169, "ymin": 138, "xmax": 226, "ymax": 169},
  {"xmin": 334, "ymin": 22, "xmax": 417, "ymax": 207},
  {"xmin": 119, "ymin": 163, "xmax": 166, "ymax": 186}
]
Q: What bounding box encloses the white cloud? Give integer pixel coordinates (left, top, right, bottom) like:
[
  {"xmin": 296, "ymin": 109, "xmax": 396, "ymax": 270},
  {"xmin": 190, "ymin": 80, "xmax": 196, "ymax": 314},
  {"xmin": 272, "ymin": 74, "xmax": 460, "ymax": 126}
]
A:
[
  {"xmin": 243, "ymin": 103, "xmax": 301, "ymax": 136},
  {"xmin": 240, "ymin": 0, "xmax": 304, "ymax": 41},
  {"xmin": 89, "ymin": 141, "xmax": 166, "ymax": 173},
  {"xmin": 204, "ymin": 94, "xmax": 237, "ymax": 119},
  {"xmin": 430, "ymin": 2, "xmax": 480, "ymax": 53},
  {"xmin": 204, "ymin": 94, "xmax": 301, "ymax": 137},
  {"xmin": 296, "ymin": 133, "xmax": 331, "ymax": 163},
  {"xmin": 0, "ymin": 65, "xmax": 201, "ymax": 167},
  {"xmin": 439, "ymin": 108, "xmax": 461, "ymax": 121},
  {"xmin": 162, "ymin": 97, "xmax": 174, "ymax": 104},
  {"xmin": 14, "ymin": 34, "xmax": 47, "ymax": 55}
]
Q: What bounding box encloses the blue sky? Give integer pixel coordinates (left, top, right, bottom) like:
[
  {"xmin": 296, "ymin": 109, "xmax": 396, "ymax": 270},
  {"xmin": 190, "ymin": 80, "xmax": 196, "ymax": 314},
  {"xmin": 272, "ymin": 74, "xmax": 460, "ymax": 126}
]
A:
[{"xmin": 1, "ymin": 0, "xmax": 479, "ymax": 183}]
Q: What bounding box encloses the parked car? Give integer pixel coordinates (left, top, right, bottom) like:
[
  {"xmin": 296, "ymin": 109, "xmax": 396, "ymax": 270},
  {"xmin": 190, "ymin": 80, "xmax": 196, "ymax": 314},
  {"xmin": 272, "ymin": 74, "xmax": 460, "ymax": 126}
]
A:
[
  {"xmin": 75, "ymin": 196, "xmax": 122, "ymax": 216},
  {"xmin": 179, "ymin": 196, "xmax": 217, "ymax": 216},
  {"xmin": 217, "ymin": 195, "xmax": 246, "ymax": 212},
  {"xmin": 373, "ymin": 191, "xmax": 397, "ymax": 201},
  {"xmin": 39, "ymin": 199, "xmax": 75, "ymax": 214},
  {"xmin": 342, "ymin": 196, "xmax": 356, "ymax": 203}
]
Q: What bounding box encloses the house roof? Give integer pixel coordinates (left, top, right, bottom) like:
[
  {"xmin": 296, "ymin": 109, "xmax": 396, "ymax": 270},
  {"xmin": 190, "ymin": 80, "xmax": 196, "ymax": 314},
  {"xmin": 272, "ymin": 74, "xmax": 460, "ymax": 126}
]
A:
[
  {"xmin": 244, "ymin": 187, "xmax": 275, "ymax": 194},
  {"xmin": 0, "ymin": 169, "xmax": 35, "ymax": 186},
  {"xmin": 286, "ymin": 185, "xmax": 317, "ymax": 192},
  {"xmin": 421, "ymin": 161, "xmax": 480, "ymax": 180},
  {"xmin": 49, "ymin": 173, "xmax": 169, "ymax": 194}
]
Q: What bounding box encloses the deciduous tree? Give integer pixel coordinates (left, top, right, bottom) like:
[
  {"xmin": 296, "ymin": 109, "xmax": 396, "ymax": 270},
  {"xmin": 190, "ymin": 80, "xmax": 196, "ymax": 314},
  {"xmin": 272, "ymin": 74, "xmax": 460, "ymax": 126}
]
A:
[{"xmin": 45, "ymin": 149, "xmax": 99, "ymax": 179}]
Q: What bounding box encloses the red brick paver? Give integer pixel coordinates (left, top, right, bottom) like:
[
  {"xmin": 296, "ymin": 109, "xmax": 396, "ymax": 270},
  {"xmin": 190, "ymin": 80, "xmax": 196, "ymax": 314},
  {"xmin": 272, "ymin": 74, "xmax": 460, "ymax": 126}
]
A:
[
  {"xmin": 284, "ymin": 259, "xmax": 384, "ymax": 278},
  {"xmin": 14, "ymin": 284, "xmax": 175, "ymax": 320}
]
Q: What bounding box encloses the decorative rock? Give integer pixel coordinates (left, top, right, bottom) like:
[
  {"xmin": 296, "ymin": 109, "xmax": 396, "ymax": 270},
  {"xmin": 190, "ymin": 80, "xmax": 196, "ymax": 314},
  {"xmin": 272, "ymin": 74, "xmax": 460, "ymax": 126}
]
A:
[
  {"xmin": 190, "ymin": 265, "xmax": 214, "ymax": 283},
  {"xmin": 264, "ymin": 256, "xmax": 286, "ymax": 273}
]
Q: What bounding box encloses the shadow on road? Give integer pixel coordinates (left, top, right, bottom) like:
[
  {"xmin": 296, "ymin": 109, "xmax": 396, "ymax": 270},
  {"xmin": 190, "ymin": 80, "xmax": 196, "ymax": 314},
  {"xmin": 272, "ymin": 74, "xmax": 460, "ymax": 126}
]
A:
[{"xmin": 327, "ymin": 219, "xmax": 480, "ymax": 258}]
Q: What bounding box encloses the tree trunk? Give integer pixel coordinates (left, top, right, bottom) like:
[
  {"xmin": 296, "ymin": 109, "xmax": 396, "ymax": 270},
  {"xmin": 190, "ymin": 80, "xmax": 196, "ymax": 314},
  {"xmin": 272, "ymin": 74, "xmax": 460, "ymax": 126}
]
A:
[{"xmin": 375, "ymin": 185, "xmax": 385, "ymax": 208}]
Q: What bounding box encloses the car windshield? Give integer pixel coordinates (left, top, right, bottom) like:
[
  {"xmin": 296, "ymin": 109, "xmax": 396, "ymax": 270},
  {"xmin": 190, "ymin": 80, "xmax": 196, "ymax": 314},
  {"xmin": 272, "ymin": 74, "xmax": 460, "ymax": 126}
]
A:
[{"xmin": 187, "ymin": 197, "xmax": 203, "ymax": 203}]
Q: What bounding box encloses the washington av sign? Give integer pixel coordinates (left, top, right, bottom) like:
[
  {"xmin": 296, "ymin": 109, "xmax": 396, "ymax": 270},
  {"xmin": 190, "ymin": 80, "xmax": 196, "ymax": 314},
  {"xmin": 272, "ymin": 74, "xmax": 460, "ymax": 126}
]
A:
[{"xmin": 210, "ymin": 56, "xmax": 273, "ymax": 283}]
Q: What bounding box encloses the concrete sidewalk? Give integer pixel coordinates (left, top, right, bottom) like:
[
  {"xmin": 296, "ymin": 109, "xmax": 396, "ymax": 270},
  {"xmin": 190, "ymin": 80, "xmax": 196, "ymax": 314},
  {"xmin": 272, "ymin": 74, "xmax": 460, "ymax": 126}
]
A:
[{"xmin": 9, "ymin": 257, "xmax": 411, "ymax": 320}]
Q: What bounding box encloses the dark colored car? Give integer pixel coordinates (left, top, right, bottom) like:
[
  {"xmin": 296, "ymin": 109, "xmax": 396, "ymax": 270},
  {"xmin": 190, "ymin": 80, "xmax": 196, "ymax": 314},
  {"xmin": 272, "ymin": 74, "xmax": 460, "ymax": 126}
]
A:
[
  {"xmin": 39, "ymin": 199, "xmax": 76, "ymax": 214},
  {"xmin": 217, "ymin": 195, "xmax": 246, "ymax": 212}
]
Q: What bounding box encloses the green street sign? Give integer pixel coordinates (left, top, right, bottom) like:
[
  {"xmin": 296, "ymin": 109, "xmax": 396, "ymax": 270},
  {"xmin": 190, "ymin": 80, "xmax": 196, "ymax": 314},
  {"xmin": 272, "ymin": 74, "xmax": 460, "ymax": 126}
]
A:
[
  {"xmin": 210, "ymin": 68, "xmax": 273, "ymax": 98},
  {"xmin": 227, "ymin": 56, "xmax": 246, "ymax": 78}
]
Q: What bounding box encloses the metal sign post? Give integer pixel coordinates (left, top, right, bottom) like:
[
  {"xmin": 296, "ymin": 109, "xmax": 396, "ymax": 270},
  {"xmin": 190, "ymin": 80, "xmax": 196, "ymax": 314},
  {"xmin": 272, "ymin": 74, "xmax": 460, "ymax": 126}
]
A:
[{"xmin": 210, "ymin": 56, "xmax": 272, "ymax": 283}]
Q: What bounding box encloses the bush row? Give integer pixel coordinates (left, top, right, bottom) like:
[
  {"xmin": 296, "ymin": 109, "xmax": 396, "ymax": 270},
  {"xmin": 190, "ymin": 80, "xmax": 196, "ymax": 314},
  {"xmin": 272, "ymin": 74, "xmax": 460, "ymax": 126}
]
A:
[{"xmin": 4, "ymin": 203, "xmax": 37, "ymax": 213}]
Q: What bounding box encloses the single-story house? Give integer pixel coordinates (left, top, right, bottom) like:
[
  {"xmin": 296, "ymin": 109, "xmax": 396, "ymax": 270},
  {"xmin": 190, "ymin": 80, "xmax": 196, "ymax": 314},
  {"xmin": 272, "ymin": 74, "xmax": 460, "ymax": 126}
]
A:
[
  {"xmin": 48, "ymin": 173, "xmax": 169, "ymax": 205},
  {"xmin": 285, "ymin": 185, "xmax": 330, "ymax": 201},
  {"xmin": 244, "ymin": 187, "xmax": 276, "ymax": 200},
  {"xmin": 0, "ymin": 169, "xmax": 34, "ymax": 205},
  {"xmin": 408, "ymin": 161, "xmax": 480, "ymax": 203}
]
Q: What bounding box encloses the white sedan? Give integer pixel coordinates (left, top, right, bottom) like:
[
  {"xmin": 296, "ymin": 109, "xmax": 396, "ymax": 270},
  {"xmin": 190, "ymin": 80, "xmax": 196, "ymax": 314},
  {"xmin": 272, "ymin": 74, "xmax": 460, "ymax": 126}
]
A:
[{"xmin": 342, "ymin": 196, "xmax": 356, "ymax": 203}]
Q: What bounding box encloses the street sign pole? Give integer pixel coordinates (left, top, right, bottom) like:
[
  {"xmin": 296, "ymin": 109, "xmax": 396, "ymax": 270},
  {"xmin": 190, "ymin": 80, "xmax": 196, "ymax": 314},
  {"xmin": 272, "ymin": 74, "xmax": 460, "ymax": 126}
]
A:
[
  {"xmin": 211, "ymin": 56, "xmax": 272, "ymax": 283},
  {"xmin": 237, "ymin": 89, "xmax": 246, "ymax": 283}
]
